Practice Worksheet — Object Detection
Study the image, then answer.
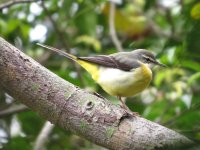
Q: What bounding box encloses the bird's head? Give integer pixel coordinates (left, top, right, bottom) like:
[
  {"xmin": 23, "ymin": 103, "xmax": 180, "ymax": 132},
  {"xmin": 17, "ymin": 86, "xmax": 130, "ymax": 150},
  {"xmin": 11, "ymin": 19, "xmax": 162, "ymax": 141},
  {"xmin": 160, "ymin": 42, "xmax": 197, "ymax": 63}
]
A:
[{"xmin": 132, "ymin": 49, "xmax": 166, "ymax": 68}]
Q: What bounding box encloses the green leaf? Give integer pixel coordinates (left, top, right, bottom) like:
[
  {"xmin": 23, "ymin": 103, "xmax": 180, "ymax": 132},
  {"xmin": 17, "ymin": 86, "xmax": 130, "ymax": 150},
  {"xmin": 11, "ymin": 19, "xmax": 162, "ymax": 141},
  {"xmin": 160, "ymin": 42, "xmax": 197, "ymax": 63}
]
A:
[
  {"xmin": 191, "ymin": 2, "xmax": 200, "ymax": 20},
  {"xmin": 17, "ymin": 112, "xmax": 44, "ymax": 136},
  {"xmin": 76, "ymin": 35, "xmax": 101, "ymax": 52},
  {"xmin": 3, "ymin": 136, "xmax": 31, "ymax": 150},
  {"xmin": 187, "ymin": 72, "xmax": 200, "ymax": 85},
  {"xmin": 181, "ymin": 60, "xmax": 200, "ymax": 71}
]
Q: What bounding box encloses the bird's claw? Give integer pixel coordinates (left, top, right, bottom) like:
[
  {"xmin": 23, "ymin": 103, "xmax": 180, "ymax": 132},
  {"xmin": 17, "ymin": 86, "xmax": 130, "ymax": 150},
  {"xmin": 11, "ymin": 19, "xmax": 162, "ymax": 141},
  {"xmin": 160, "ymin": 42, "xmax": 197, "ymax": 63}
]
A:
[{"xmin": 124, "ymin": 109, "xmax": 140, "ymax": 117}]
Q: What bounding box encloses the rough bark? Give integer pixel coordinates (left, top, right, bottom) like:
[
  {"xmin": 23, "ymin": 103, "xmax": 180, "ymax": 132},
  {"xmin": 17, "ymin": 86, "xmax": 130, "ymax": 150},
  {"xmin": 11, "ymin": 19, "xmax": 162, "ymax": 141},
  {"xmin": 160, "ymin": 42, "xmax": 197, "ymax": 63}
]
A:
[{"xmin": 0, "ymin": 37, "xmax": 195, "ymax": 150}]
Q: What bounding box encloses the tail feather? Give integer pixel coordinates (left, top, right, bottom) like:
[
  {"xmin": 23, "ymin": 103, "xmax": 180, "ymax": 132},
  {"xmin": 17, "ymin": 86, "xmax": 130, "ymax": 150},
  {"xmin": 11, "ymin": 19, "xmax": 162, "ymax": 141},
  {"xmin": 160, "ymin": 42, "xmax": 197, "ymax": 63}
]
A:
[
  {"xmin": 37, "ymin": 43, "xmax": 77, "ymax": 61},
  {"xmin": 37, "ymin": 43, "xmax": 99, "ymax": 81}
]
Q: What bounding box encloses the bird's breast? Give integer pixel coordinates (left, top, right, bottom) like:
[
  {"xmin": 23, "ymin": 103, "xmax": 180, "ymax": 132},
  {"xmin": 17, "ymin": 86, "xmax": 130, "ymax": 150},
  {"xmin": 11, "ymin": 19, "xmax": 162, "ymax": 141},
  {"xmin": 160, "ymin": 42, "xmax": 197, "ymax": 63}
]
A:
[{"xmin": 97, "ymin": 64, "xmax": 152, "ymax": 97}]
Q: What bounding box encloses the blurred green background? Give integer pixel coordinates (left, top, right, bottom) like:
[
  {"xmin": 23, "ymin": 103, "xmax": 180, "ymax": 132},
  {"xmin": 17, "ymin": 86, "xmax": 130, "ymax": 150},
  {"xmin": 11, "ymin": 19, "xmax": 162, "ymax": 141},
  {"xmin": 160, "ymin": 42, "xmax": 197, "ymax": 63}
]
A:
[{"xmin": 0, "ymin": 0, "xmax": 200, "ymax": 149}]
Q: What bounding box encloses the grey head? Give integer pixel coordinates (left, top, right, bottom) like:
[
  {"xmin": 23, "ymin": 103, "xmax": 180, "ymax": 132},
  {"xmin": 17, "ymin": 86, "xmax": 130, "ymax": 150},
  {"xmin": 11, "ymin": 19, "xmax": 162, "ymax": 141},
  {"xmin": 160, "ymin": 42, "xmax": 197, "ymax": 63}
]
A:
[
  {"xmin": 78, "ymin": 49, "xmax": 166, "ymax": 72},
  {"xmin": 110, "ymin": 49, "xmax": 166, "ymax": 70},
  {"xmin": 128, "ymin": 49, "xmax": 166, "ymax": 67}
]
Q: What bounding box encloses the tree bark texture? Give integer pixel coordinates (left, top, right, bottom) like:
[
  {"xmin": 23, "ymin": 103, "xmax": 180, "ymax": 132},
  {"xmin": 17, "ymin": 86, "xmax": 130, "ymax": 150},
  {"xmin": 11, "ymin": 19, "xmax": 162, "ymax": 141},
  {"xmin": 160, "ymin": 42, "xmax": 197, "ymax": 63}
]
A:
[{"xmin": 0, "ymin": 37, "xmax": 195, "ymax": 150}]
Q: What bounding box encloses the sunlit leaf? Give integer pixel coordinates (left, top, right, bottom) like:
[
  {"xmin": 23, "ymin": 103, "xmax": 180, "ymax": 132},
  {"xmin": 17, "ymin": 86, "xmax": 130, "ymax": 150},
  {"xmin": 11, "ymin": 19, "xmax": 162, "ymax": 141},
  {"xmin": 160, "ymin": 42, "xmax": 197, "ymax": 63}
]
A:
[
  {"xmin": 76, "ymin": 35, "xmax": 101, "ymax": 52},
  {"xmin": 182, "ymin": 60, "xmax": 200, "ymax": 71},
  {"xmin": 188, "ymin": 72, "xmax": 200, "ymax": 85},
  {"xmin": 191, "ymin": 3, "xmax": 200, "ymax": 20}
]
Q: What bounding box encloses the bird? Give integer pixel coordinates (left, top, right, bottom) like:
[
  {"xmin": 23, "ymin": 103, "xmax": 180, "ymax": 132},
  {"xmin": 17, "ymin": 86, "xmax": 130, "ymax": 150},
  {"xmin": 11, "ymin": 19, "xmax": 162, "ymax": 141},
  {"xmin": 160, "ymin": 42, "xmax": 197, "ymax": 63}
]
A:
[{"xmin": 37, "ymin": 43, "xmax": 166, "ymax": 115}]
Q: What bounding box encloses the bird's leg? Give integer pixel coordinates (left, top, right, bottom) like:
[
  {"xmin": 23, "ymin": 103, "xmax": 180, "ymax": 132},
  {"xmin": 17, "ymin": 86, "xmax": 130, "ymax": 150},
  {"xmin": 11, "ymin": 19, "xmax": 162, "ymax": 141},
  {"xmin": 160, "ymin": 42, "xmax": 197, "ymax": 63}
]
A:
[
  {"xmin": 117, "ymin": 96, "xmax": 139, "ymax": 117},
  {"xmin": 118, "ymin": 96, "xmax": 131, "ymax": 111}
]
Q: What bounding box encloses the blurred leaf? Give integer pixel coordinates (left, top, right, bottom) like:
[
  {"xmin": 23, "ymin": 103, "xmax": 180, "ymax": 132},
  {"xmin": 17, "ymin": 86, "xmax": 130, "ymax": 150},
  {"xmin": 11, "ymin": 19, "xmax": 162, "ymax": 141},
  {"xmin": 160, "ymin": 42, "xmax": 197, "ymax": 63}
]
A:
[
  {"xmin": 154, "ymin": 71, "xmax": 166, "ymax": 87},
  {"xmin": 76, "ymin": 35, "xmax": 101, "ymax": 52},
  {"xmin": 188, "ymin": 72, "xmax": 200, "ymax": 85},
  {"xmin": 17, "ymin": 112, "xmax": 44, "ymax": 136},
  {"xmin": 144, "ymin": 100, "xmax": 167, "ymax": 120},
  {"xmin": 3, "ymin": 136, "xmax": 30, "ymax": 150},
  {"xmin": 154, "ymin": 68, "xmax": 185, "ymax": 87},
  {"xmin": 20, "ymin": 24, "xmax": 30, "ymax": 39},
  {"xmin": 191, "ymin": 3, "xmax": 200, "ymax": 20},
  {"xmin": 103, "ymin": 3, "xmax": 148, "ymax": 37},
  {"xmin": 7, "ymin": 19, "xmax": 20, "ymax": 34},
  {"xmin": 185, "ymin": 21, "xmax": 200, "ymax": 58},
  {"xmin": 172, "ymin": 111, "xmax": 200, "ymax": 134},
  {"xmin": 58, "ymin": 71, "xmax": 81, "ymax": 87},
  {"xmin": 181, "ymin": 60, "xmax": 200, "ymax": 71},
  {"xmin": 173, "ymin": 81, "xmax": 187, "ymax": 97},
  {"xmin": 74, "ymin": 1, "xmax": 97, "ymax": 36}
]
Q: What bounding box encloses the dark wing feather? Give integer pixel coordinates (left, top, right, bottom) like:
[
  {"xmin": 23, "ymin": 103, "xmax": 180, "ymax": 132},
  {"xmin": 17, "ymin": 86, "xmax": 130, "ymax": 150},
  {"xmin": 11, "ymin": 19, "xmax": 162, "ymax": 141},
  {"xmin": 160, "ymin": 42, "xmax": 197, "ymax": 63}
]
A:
[{"xmin": 78, "ymin": 55, "xmax": 140, "ymax": 71}]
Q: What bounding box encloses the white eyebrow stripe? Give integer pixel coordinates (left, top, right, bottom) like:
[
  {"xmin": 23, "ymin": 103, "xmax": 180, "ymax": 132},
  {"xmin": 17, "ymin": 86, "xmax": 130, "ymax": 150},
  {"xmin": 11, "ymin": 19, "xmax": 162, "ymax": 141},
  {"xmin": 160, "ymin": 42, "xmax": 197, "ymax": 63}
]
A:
[{"xmin": 142, "ymin": 55, "xmax": 156, "ymax": 63}]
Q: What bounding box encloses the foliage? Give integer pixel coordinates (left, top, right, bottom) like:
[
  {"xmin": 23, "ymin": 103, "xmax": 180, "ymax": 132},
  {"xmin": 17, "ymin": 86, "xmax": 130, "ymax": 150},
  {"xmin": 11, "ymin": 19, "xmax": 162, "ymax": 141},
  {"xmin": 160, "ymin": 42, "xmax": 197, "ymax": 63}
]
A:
[{"xmin": 0, "ymin": 0, "xmax": 200, "ymax": 149}]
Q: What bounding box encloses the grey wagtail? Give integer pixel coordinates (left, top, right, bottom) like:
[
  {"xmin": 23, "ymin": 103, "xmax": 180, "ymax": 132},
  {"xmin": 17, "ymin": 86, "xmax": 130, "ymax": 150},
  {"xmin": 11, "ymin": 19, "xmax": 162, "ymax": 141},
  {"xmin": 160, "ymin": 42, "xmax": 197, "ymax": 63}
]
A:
[{"xmin": 37, "ymin": 43, "xmax": 166, "ymax": 114}]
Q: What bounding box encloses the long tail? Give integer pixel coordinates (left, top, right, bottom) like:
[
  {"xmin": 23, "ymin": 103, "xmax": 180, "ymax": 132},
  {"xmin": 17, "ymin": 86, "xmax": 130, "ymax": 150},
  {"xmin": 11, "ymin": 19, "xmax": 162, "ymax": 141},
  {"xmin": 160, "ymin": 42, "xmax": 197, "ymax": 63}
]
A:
[
  {"xmin": 37, "ymin": 43, "xmax": 77, "ymax": 61},
  {"xmin": 37, "ymin": 43, "xmax": 99, "ymax": 81}
]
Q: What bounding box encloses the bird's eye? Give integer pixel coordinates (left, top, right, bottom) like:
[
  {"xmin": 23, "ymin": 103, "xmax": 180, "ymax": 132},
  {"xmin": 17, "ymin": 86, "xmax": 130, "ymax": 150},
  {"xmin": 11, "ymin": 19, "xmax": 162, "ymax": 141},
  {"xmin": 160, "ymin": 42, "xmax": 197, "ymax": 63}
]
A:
[{"xmin": 145, "ymin": 57, "xmax": 151, "ymax": 63}]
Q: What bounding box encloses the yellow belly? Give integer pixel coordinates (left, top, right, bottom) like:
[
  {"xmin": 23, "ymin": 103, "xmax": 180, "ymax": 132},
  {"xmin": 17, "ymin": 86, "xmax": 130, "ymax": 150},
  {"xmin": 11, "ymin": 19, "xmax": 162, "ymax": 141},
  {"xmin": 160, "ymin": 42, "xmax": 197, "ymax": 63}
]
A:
[
  {"xmin": 97, "ymin": 64, "xmax": 152, "ymax": 97},
  {"xmin": 77, "ymin": 60, "xmax": 152, "ymax": 97}
]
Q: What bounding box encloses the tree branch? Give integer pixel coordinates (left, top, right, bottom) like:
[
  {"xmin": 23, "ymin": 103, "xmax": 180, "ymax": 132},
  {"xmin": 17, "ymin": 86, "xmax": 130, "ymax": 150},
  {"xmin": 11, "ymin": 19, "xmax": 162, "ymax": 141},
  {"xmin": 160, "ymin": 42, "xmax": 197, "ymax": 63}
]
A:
[
  {"xmin": 109, "ymin": 2, "xmax": 123, "ymax": 52},
  {"xmin": 34, "ymin": 121, "xmax": 55, "ymax": 150},
  {"xmin": 0, "ymin": 104, "xmax": 28, "ymax": 118},
  {"xmin": 0, "ymin": 0, "xmax": 41, "ymax": 10},
  {"xmin": 0, "ymin": 37, "xmax": 196, "ymax": 149}
]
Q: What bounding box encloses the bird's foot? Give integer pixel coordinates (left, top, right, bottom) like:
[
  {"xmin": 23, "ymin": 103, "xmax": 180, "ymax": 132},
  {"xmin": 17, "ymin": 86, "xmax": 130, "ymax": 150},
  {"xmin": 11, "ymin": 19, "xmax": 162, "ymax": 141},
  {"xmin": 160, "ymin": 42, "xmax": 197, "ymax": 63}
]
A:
[
  {"xmin": 118, "ymin": 104, "xmax": 140, "ymax": 117},
  {"xmin": 117, "ymin": 96, "xmax": 140, "ymax": 117},
  {"xmin": 130, "ymin": 111, "xmax": 140, "ymax": 117},
  {"xmin": 124, "ymin": 109, "xmax": 140, "ymax": 117},
  {"xmin": 92, "ymin": 92, "xmax": 105, "ymax": 99}
]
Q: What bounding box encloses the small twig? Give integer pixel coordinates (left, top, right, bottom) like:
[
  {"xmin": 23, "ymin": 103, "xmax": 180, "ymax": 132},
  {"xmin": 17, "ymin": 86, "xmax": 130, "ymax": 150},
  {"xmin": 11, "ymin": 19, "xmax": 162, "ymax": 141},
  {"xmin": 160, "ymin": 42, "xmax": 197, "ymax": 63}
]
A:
[
  {"xmin": 147, "ymin": 17, "xmax": 170, "ymax": 37},
  {"xmin": 0, "ymin": 104, "xmax": 28, "ymax": 117},
  {"xmin": 145, "ymin": 6, "xmax": 180, "ymax": 41},
  {"xmin": 0, "ymin": 0, "xmax": 41, "ymax": 10},
  {"xmin": 109, "ymin": 2, "xmax": 123, "ymax": 52},
  {"xmin": 108, "ymin": 2, "xmax": 128, "ymax": 105},
  {"xmin": 40, "ymin": 1, "xmax": 69, "ymax": 50},
  {"xmin": 148, "ymin": 17, "xmax": 180, "ymax": 41},
  {"xmin": 34, "ymin": 121, "xmax": 55, "ymax": 150}
]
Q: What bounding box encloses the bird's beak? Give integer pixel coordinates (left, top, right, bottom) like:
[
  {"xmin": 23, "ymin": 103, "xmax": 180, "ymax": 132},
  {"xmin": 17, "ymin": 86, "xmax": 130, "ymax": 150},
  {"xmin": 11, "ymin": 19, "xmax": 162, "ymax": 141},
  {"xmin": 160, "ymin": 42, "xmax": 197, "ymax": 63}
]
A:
[{"xmin": 155, "ymin": 61, "xmax": 167, "ymax": 67}]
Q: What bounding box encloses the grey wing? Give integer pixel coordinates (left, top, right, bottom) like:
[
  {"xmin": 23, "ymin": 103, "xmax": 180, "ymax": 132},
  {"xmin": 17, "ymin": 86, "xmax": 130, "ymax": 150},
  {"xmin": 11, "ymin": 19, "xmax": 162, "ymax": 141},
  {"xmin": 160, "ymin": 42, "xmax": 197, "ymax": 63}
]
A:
[{"xmin": 78, "ymin": 52, "xmax": 140, "ymax": 71}]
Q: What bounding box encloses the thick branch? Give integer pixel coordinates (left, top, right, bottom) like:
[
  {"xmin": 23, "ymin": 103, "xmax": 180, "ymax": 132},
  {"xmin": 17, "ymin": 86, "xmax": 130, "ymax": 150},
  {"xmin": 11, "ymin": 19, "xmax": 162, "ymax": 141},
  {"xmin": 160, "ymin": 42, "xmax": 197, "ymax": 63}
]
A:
[{"xmin": 0, "ymin": 37, "xmax": 195, "ymax": 150}]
